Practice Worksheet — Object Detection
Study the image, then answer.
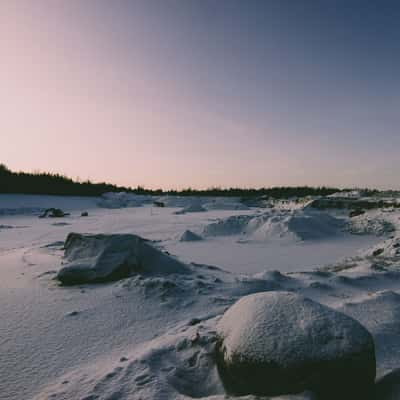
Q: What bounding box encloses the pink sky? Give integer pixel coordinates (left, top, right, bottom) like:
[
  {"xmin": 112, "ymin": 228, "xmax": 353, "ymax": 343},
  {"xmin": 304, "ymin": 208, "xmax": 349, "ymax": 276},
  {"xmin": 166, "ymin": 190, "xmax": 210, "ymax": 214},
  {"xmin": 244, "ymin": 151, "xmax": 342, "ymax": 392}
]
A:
[{"xmin": 1, "ymin": 1, "xmax": 398, "ymax": 189}]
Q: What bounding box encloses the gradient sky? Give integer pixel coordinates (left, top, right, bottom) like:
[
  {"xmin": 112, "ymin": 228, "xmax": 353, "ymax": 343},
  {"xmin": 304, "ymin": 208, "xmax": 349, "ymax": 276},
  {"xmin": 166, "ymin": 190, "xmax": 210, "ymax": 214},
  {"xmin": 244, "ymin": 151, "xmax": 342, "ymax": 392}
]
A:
[{"xmin": 1, "ymin": 0, "xmax": 399, "ymax": 189}]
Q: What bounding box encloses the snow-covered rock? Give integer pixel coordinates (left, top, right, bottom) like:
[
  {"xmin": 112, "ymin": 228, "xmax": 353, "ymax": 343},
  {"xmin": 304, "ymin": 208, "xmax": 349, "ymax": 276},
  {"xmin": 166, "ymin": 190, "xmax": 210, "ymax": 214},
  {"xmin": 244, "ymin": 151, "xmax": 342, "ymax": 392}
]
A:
[
  {"xmin": 57, "ymin": 233, "xmax": 189, "ymax": 285},
  {"xmin": 180, "ymin": 230, "xmax": 203, "ymax": 242},
  {"xmin": 348, "ymin": 213, "xmax": 395, "ymax": 236},
  {"xmin": 216, "ymin": 291, "xmax": 376, "ymax": 397}
]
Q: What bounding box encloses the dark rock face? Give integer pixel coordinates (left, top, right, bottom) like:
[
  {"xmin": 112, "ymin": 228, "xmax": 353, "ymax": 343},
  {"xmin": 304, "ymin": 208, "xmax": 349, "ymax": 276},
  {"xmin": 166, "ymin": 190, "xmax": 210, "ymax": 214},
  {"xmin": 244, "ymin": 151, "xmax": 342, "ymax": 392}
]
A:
[
  {"xmin": 349, "ymin": 208, "xmax": 366, "ymax": 218},
  {"xmin": 56, "ymin": 233, "xmax": 189, "ymax": 285},
  {"xmin": 216, "ymin": 291, "xmax": 376, "ymax": 399},
  {"xmin": 39, "ymin": 208, "xmax": 70, "ymax": 218},
  {"xmin": 372, "ymin": 248, "xmax": 384, "ymax": 257},
  {"xmin": 375, "ymin": 368, "xmax": 400, "ymax": 399}
]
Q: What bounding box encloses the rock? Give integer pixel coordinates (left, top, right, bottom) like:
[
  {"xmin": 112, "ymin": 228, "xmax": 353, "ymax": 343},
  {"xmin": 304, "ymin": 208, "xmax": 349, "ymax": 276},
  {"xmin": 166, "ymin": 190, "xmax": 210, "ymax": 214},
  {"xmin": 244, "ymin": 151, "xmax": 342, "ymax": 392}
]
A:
[
  {"xmin": 349, "ymin": 209, "xmax": 365, "ymax": 218},
  {"xmin": 372, "ymin": 248, "xmax": 384, "ymax": 257},
  {"xmin": 153, "ymin": 201, "xmax": 165, "ymax": 208},
  {"xmin": 375, "ymin": 368, "xmax": 400, "ymax": 399},
  {"xmin": 216, "ymin": 291, "xmax": 375, "ymax": 398},
  {"xmin": 180, "ymin": 230, "xmax": 203, "ymax": 242},
  {"xmin": 39, "ymin": 208, "xmax": 70, "ymax": 218},
  {"xmin": 81, "ymin": 211, "xmax": 89, "ymax": 217},
  {"xmin": 56, "ymin": 233, "xmax": 189, "ymax": 285}
]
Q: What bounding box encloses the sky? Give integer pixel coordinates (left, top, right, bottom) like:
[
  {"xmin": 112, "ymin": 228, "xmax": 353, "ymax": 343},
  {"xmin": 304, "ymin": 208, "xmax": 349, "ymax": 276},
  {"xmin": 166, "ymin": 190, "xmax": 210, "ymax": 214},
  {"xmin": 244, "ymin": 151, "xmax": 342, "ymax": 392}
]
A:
[{"xmin": 1, "ymin": 0, "xmax": 399, "ymax": 189}]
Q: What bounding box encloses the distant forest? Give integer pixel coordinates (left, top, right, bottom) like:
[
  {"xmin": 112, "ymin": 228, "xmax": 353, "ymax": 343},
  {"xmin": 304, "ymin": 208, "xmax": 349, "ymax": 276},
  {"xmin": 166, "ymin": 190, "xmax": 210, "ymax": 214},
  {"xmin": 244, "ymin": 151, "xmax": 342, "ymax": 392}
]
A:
[{"xmin": 0, "ymin": 163, "xmax": 344, "ymax": 198}]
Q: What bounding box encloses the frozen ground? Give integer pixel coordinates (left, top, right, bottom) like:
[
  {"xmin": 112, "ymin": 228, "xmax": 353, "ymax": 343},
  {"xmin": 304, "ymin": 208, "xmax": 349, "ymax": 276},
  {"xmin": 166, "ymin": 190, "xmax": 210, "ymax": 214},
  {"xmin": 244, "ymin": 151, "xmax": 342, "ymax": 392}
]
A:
[{"xmin": 1, "ymin": 194, "xmax": 400, "ymax": 399}]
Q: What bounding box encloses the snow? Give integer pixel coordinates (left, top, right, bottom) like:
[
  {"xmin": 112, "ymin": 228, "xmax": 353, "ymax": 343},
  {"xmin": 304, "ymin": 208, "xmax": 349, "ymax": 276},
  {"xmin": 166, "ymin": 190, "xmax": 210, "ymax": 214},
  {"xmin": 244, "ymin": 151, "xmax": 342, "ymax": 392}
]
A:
[
  {"xmin": 175, "ymin": 203, "xmax": 207, "ymax": 214},
  {"xmin": 203, "ymin": 209, "xmax": 345, "ymax": 242},
  {"xmin": 216, "ymin": 291, "xmax": 375, "ymax": 396},
  {"xmin": 1, "ymin": 193, "xmax": 400, "ymax": 399}
]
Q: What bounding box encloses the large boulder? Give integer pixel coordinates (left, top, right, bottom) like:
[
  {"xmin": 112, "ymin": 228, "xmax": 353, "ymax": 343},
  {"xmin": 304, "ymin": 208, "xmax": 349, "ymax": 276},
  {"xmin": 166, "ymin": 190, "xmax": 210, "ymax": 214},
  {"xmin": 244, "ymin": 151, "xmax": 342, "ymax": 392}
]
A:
[
  {"xmin": 216, "ymin": 291, "xmax": 376, "ymax": 398},
  {"xmin": 57, "ymin": 233, "xmax": 189, "ymax": 285}
]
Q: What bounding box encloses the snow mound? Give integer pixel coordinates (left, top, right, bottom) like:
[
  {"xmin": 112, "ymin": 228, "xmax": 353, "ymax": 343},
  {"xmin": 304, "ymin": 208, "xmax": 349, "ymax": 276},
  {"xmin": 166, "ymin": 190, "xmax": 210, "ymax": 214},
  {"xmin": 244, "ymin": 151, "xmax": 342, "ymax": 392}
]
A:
[
  {"xmin": 174, "ymin": 203, "xmax": 207, "ymax": 214},
  {"xmin": 180, "ymin": 230, "xmax": 203, "ymax": 242},
  {"xmin": 56, "ymin": 233, "xmax": 189, "ymax": 285},
  {"xmin": 203, "ymin": 215, "xmax": 253, "ymax": 236},
  {"xmin": 97, "ymin": 192, "xmax": 152, "ymax": 208},
  {"xmin": 203, "ymin": 210, "xmax": 344, "ymax": 242},
  {"xmin": 216, "ymin": 291, "xmax": 376, "ymax": 397}
]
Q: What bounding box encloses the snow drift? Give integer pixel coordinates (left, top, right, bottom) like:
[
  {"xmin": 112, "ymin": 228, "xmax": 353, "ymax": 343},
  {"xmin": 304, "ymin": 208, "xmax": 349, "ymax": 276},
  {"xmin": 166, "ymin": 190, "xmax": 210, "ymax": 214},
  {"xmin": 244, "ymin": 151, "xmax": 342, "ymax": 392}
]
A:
[
  {"xmin": 216, "ymin": 291, "xmax": 376, "ymax": 397},
  {"xmin": 203, "ymin": 210, "xmax": 344, "ymax": 242},
  {"xmin": 57, "ymin": 233, "xmax": 189, "ymax": 285}
]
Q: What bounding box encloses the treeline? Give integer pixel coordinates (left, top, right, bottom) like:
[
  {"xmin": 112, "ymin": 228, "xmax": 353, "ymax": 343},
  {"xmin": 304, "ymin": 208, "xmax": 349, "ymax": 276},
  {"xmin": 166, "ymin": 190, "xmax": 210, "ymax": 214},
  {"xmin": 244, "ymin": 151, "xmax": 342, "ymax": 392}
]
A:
[
  {"xmin": 0, "ymin": 164, "xmax": 133, "ymax": 197},
  {"xmin": 0, "ymin": 164, "xmax": 342, "ymax": 198}
]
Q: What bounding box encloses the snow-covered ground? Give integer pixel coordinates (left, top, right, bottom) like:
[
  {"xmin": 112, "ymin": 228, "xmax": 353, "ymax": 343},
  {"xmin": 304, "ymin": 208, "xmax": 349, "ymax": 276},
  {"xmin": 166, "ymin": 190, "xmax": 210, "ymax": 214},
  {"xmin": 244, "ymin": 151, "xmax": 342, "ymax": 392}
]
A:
[{"xmin": 1, "ymin": 194, "xmax": 400, "ymax": 399}]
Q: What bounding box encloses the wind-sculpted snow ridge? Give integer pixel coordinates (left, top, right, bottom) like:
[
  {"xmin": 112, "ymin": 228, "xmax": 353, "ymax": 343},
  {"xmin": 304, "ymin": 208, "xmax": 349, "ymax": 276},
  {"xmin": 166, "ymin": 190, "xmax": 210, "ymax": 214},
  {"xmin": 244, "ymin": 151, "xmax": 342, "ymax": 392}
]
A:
[
  {"xmin": 56, "ymin": 233, "xmax": 190, "ymax": 285},
  {"xmin": 203, "ymin": 209, "xmax": 344, "ymax": 242},
  {"xmin": 32, "ymin": 318, "xmax": 227, "ymax": 400}
]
